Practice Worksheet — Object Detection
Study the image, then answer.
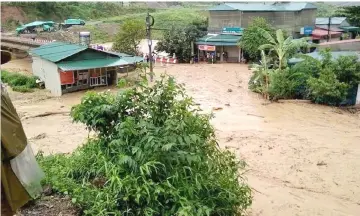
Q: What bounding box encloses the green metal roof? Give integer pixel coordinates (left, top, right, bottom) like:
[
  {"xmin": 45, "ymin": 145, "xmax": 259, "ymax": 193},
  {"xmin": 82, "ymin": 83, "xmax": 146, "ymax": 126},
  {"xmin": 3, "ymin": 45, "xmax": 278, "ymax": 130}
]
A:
[
  {"xmin": 196, "ymin": 34, "xmax": 241, "ymax": 46},
  {"xmin": 57, "ymin": 58, "xmax": 125, "ymax": 71},
  {"xmin": 30, "ymin": 42, "xmax": 87, "ymax": 62},
  {"xmin": 31, "ymin": 42, "xmax": 143, "ymax": 70},
  {"xmin": 64, "ymin": 19, "xmax": 85, "ymax": 25},
  {"xmin": 340, "ymin": 26, "xmax": 360, "ymax": 32},
  {"xmin": 288, "ymin": 51, "xmax": 360, "ymax": 65},
  {"xmin": 57, "ymin": 56, "xmax": 143, "ymax": 71},
  {"xmin": 209, "ymin": 2, "xmax": 317, "ymax": 12}
]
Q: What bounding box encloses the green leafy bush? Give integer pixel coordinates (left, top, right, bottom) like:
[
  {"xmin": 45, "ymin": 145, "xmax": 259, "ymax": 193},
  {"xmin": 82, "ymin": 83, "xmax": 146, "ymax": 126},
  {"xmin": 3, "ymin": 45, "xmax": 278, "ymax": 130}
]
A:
[
  {"xmin": 1, "ymin": 70, "xmax": 38, "ymax": 92},
  {"xmin": 268, "ymin": 69, "xmax": 300, "ymax": 100},
  {"xmin": 332, "ymin": 55, "xmax": 360, "ymax": 85},
  {"xmin": 38, "ymin": 76, "xmax": 252, "ymax": 215},
  {"xmin": 307, "ymin": 69, "xmax": 349, "ymax": 106},
  {"xmin": 238, "ymin": 17, "xmax": 276, "ymax": 61}
]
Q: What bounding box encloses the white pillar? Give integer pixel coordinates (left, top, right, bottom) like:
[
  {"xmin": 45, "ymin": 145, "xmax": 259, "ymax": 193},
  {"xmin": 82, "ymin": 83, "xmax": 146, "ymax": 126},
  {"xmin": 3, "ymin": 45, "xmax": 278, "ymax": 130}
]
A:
[{"xmin": 238, "ymin": 47, "xmax": 241, "ymax": 63}]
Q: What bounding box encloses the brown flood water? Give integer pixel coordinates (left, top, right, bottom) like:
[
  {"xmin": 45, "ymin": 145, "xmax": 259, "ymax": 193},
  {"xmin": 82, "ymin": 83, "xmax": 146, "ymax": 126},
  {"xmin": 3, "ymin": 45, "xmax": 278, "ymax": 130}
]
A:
[{"xmin": 3, "ymin": 59, "xmax": 360, "ymax": 215}]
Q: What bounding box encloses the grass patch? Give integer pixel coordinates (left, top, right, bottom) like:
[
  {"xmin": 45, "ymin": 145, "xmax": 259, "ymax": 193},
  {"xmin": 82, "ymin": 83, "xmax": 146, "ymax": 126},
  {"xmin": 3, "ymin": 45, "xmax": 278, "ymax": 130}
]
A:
[
  {"xmin": 103, "ymin": 8, "xmax": 207, "ymax": 40},
  {"xmin": 1, "ymin": 70, "xmax": 38, "ymax": 93}
]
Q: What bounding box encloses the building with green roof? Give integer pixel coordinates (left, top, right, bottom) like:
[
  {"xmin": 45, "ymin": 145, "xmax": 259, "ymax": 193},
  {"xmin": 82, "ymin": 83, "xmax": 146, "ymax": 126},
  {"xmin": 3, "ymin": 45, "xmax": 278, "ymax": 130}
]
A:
[
  {"xmin": 195, "ymin": 33, "xmax": 243, "ymax": 63},
  {"xmin": 30, "ymin": 42, "xmax": 143, "ymax": 96},
  {"xmin": 207, "ymin": 2, "xmax": 317, "ymax": 36}
]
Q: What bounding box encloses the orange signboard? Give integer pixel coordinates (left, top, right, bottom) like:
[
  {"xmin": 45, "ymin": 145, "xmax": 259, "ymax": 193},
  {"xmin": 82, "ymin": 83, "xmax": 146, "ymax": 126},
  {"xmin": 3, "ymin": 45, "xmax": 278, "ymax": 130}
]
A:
[
  {"xmin": 60, "ymin": 70, "xmax": 74, "ymax": 85},
  {"xmin": 198, "ymin": 45, "xmax": 216, "ymax": 51}
]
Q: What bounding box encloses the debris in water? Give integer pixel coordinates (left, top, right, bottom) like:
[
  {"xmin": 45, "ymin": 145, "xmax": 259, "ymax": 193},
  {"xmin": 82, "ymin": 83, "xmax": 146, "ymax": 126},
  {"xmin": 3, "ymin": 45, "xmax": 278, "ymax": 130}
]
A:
[
  {"xmin": 316, "ymin": 161, "xmax": 327, "ymax": 166},
  {"xmin": 247, "ymin": 113, "xmax": 264, "ymax": 118},
  {"xmin": 32, "ymin": 133, "xmax": 47, "ymax": 140},
  {"xmin": 212, "ymin": 107, "xmax": 223, "ymax": 111}
]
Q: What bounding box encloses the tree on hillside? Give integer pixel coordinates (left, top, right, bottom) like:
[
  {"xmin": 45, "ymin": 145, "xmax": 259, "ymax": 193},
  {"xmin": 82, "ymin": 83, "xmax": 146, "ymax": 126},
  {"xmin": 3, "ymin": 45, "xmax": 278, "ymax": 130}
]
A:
[
  {"xmin": 113, "ymin": 19, "xmax": 146, "ymax": 55},
  {"xmin": 156, "ymin": 20, "xmax": 207, "ymax": 63},
  {"xmin": 314, "ymin": 2, "xmax": 339, "ymax": 17},
  {"xmin": 336, "ymin": 6, "xmax": 360, "ymax": 27},
  {"xmin": 258, "ymin": 29, "xmax": 310, "ymax": 69},
  {"xmin": 238, "ymin": 17, "xmax": 276, "ymax": 62}
]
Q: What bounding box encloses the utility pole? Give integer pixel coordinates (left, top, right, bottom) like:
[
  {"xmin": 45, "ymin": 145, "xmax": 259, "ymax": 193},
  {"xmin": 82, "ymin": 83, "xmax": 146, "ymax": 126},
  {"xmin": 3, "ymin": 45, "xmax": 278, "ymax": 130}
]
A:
[
  {"xmin": 327, "ymin": 17, "xmax": 331, "ymax": 42},
  {"xmin": 146, "ymin": 12, "xmax": 155, "ymax": 81}
]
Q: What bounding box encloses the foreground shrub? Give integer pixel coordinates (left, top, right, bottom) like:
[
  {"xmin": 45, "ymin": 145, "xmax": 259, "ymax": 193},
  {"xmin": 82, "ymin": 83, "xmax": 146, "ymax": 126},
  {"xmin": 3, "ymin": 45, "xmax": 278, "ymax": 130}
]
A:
[
  {"xmin": 307, "ymin": 69, "xmax": 349, "ymax": 106},
  {"xmin": 38, "ymin": 76, "xmax": 252, "ymax": 215},
  {"xmin": 1, "ymin": 70, "xmax": 38, "ymax": 92},
  {"xmin": 268, "ymin": 69, "xmax": 299, "ymax": 100}
]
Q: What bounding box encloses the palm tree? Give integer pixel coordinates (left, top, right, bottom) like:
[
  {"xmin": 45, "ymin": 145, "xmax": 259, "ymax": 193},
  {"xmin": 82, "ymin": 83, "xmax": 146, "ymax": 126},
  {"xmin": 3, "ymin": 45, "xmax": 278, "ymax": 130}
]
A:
[{"xmin": 258, "ymin": 28, "xmax": 312, "ymax": 69}]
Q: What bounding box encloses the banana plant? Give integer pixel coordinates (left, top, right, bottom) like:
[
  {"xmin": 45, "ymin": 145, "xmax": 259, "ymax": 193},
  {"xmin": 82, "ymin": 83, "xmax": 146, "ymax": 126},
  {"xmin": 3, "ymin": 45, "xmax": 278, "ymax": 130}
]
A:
[
  {"xmin": 250, "ymin": 50, "xmax": 273, "ymax": 99},
  {"xmin": 258, "ymin": 28, "xmax": 313, "ymax": 69}
]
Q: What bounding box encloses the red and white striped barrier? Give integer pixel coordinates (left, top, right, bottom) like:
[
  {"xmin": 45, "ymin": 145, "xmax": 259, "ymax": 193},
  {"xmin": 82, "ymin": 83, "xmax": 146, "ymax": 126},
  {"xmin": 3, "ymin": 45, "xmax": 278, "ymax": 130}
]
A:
[
  {"xmin": 156, "ymin": 57, "xmax": 177, "ymax": 64},
  {"xmin": 34, "ymin": 39, "xmax": 55, "ymax": 44}
]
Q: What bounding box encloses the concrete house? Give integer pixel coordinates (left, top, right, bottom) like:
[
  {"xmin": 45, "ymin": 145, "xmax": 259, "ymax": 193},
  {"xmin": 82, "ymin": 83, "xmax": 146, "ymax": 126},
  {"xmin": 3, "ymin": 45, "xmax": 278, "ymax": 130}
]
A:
[
  {"xmin": 30, "ymin": 42, "xmax": 143, "ymax": 96},
  {"xmin": 315, "ymin": 17, "xmax": 359, "ymax": 39},
  {"xmin": 207, "ymin": 2, "xmax": 317, "ymax": 36},
  {"xmin": 195, "ymin": 2, "xmax": 317, "ymax": 63}
]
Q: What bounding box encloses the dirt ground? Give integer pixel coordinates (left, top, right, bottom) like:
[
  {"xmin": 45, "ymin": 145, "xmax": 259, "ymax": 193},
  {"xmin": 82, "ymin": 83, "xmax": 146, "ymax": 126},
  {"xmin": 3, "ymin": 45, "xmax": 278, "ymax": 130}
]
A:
[{"xmin": 3, "ymin": 60, "xmax": 360, "ymax": 215}]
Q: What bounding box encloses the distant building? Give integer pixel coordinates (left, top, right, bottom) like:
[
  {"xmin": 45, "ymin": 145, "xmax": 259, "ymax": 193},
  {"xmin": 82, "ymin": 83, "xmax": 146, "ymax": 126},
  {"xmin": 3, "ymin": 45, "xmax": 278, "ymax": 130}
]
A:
[
  {"xmin": 30, "ymin": 42, "xmax": 143, "ymax": 96},
  {"xmin": 316, "ymin": 17, "xmax": 350, "ymax": 30},
  {"xmin": 207, "ymin": 2, "xmax": 317, "ymax": 37},
  {"xmin": 195, "ymin": 2, "xmax": 317, "ymax": 63},
  {"xmin": 315, "ymin": 17, "xmax": 359, "ymax": 40}
]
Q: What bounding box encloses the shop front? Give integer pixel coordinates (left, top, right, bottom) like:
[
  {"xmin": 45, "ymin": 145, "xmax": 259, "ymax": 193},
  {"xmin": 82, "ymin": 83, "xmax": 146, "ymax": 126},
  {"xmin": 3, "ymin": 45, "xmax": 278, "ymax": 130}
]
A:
[{"xmin": 195, "ymin": 30, "xmax": 242, "ymax": 63}]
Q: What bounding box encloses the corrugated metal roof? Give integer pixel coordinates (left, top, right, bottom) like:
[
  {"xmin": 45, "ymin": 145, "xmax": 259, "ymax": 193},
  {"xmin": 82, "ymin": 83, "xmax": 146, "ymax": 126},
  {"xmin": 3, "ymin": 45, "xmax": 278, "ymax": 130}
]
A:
[
  {"xmin": 196, "ymin": 34, "xmax": 241, "ymax": 46},
  {"xmin": 315, "ymin": 17, "xmax": 347, "ymax": 25},
  {"xmin": 209, "ymin": 2, "xmax": 317, "ymax": 12},
  {"xmin": 288, "ymin": 51, "xmax": 360, "ymax": 64},
  {"xmin": 57, "ymin": 58, "xmax": 125, "ymax": 71},
  {"xmin": 30, "ymin": 42, "xmax": 87, "ymax": 62},
  {"xmin": 64, "ymin": 19, "xmax": 85, "ymax": 25},
  {"xmin": 23, "ymin": 21, "xmax": 55, "ymax": 28},
  {"xmin": 57, "ymin": 56, "xmax": 144, "ymax": 71}
]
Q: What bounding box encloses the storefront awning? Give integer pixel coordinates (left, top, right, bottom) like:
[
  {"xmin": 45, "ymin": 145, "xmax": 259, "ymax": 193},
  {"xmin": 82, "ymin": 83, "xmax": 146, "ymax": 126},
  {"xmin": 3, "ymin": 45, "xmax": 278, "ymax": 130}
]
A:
[
  {"xmin": 196, "ymin": 34, "xmax": 241, "ymax": 46},
  {"xmin": 340, "ymin": 26, "xmax": 360, "ymax": 32},
  {"xmin": 312, "ymin": 28, "xmax": 342, "ymax": 39}
]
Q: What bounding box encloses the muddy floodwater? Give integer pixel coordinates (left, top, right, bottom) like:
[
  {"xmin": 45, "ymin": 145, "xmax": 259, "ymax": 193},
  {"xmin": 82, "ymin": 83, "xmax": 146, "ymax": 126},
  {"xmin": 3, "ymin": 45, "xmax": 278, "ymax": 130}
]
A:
[{"xmin": 3, "ymin": 60, "xmax": 360, "ymax": 215}]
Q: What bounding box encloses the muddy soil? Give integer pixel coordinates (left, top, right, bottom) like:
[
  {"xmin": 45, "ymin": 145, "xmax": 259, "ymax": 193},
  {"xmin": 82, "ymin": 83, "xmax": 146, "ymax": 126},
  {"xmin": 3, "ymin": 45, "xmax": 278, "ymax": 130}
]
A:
[
  {"xmin": 20, "ymin": 194, "xmax": 80, "ymax": 216},
  {"xmin": 3, "ymin": 60, "xmax": 360, "ymax": 215}
]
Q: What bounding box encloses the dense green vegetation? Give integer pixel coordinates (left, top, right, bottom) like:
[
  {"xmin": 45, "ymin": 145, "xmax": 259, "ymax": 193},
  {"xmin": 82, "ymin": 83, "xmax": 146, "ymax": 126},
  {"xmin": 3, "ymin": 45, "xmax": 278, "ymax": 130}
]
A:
[
  {"xmin": 314, "ymin": 2, "xmax": 339, "ymax": 17},
  {"xmin": 113, "ymin": 19, "xmax": 146, "ymax": 55},
  {"xmin": 249, "ymin": 48, "xmax": 360, "ymax": 106},
  {"xmin": 238, "ymin": 17, "xmax": 277, "ymax": 62},
  {"xmin": 3, "ymin": 2, "xmax": 151, "ymax": 22},
  {"xmin": 336, "ymin": 6, "xmax": 360, "ymax": 27},
  {"xmin": 37, "ymin": 75, "xmax": 252, "ymax": 215},
  {"xmin": 1, "ymin": 71, "xmax": 39, "ymax": 93},
  {"xmin": 156, "ymin": 20, "xmax": 208, "ymax": 63}
]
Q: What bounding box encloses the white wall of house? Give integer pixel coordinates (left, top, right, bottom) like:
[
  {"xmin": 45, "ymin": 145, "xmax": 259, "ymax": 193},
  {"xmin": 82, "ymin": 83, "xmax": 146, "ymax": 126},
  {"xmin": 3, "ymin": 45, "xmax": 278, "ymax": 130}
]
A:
[
  {"xmin": 356, "ymin": 84, "xmax": 360, "ymax": 105},
  {"xmin": 31, "ymin": 56, "xmax": 62, "ymax": 96}
]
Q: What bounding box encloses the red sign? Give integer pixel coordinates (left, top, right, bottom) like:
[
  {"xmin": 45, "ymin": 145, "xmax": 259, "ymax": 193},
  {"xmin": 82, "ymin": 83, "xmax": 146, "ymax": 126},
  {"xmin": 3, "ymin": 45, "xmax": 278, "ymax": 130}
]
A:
[
  {"xmin": 60, "ymin": 71, "xmax": 74, "ymax": 85},
  {"xmin": 198, "ymin": 45, "xmax": 216, "ymax": 51}
]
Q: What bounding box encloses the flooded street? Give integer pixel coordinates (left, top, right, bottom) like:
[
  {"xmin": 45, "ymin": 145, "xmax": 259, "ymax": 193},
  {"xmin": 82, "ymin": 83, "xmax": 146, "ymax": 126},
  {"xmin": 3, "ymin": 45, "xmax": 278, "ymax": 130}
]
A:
[{"xmin": 3, "ymin": 60, "xmax": 360, "ymax": 215}]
